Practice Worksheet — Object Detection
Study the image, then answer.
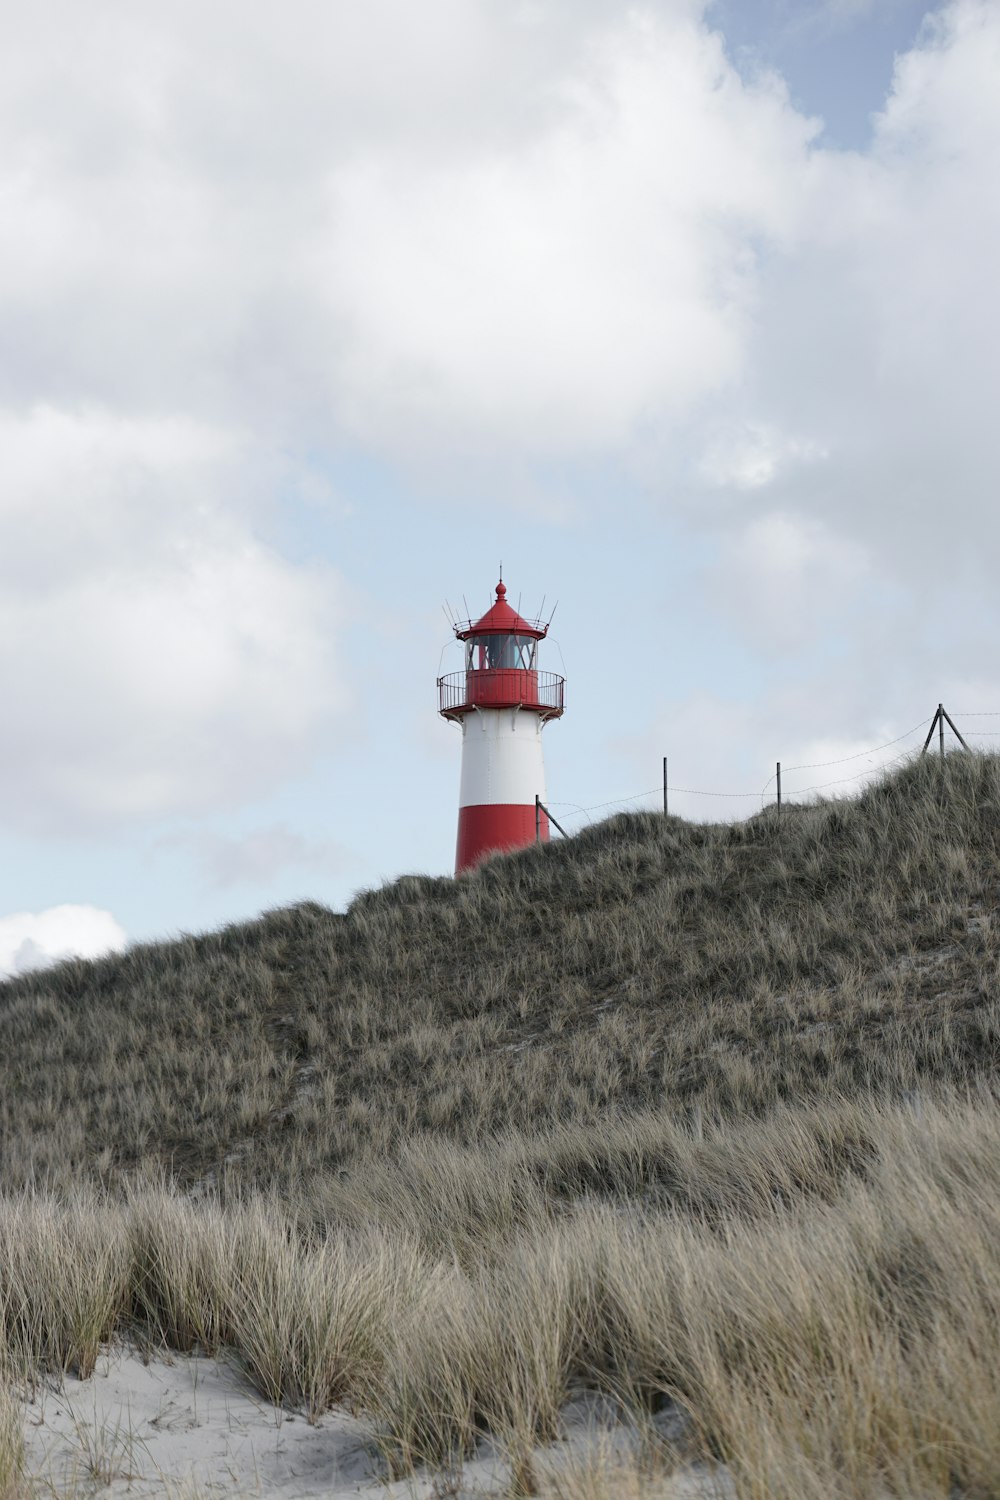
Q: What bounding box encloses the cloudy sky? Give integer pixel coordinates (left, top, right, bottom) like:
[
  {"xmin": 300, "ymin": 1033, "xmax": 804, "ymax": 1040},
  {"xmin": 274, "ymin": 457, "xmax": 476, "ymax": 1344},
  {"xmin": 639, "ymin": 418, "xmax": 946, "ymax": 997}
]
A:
[{"xmin": 1, "ymin": 0, "xmax": 997, "ymax": 975}]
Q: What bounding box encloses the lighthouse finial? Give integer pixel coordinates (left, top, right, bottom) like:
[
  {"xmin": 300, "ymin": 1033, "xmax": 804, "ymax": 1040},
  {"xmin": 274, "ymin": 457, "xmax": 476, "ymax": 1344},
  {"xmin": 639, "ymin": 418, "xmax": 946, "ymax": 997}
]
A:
[{"xmin": 496, "ymin": 566, "xmax": 506, "ymax": 601}]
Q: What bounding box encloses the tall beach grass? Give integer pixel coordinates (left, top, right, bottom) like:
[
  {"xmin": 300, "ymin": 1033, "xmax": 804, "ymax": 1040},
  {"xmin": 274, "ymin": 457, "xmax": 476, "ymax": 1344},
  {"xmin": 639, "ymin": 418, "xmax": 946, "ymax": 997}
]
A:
[{"xmin": 0, "ymin": 1092, "xmax": 997, "ymax": 1494}]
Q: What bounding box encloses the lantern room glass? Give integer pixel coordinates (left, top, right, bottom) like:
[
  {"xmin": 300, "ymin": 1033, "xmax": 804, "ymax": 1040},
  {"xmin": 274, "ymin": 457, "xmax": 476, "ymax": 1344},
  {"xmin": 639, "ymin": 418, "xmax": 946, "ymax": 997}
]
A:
[{"xmin": 466, "ymin": 635, "xmax": 538, "ymax": 671}]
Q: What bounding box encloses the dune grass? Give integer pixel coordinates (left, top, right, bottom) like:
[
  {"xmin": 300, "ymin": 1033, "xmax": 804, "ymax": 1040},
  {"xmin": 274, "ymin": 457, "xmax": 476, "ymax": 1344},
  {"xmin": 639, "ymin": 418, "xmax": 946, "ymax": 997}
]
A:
[
  {"xmin": 2, "ymin": 752, "xmax": 1000, "ymax": 1494},
  {"xmin": 0, "ymin": 1379, "xmax": 22, "ymax": 1500},
  {"xmin": 0, "ymin": 1093, "xmax": 999, "ymax": 1494},
  {"xmin": 2, "ymin": 751, "xmax": 999, "ymax": 1197}
]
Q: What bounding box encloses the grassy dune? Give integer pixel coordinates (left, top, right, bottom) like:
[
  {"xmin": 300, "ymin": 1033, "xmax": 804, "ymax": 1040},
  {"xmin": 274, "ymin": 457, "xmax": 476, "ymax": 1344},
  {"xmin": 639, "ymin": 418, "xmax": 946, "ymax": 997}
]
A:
[{"xmin": 2, "ymin": 751, "xmax": 1000, "ymax": 1495}]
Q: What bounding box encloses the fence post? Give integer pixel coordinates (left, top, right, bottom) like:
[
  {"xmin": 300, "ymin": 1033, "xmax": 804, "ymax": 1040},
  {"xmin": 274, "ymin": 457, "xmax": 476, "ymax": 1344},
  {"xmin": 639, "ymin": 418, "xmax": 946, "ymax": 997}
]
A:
[
  {"xmin": 776, "ymin": 761, "xmax": 782, "ymax": 813},
  {"xmin": 663, "ymin": 756, "xmax": 668, "ymax": 816},
  {"xmin": 534, "ymin": 797, "xmax": 569, "ymax": 840},
  {"xmin": 923, "ymin": 705, "xmax": 968, "ymax": 755},
  {"xmin": 940, "ymin": 707, "xmax": 969, "ymax": 749}
]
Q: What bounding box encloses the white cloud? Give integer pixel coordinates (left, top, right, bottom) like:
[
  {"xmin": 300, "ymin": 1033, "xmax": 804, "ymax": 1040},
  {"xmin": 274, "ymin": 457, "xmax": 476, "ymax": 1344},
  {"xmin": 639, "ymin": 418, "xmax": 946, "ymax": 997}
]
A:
[
  {"xmin": 0, "ymin": 0, "xmax": 993, "ymax": 506},
  {"xmin": 709, "ymin": 511, "xmax": 869, "ymax": 651},
  {"xmin": 0, "ymin": 905, "xmax": 126, "ymax": 980},
  {"xmin": 667, "ymin": 0, "xmax": 1000, "ymax": 695},
  {"xmin": 0, "ymin": 2, "xmax": 816, "ymax": 449},
  {"xmin": 0, "ymin": 406, "xmax": 243, "ymax": 584},
  {"xmin": 698, "ymin": 422, "xmax": 827, "ymax": 490},
  {"xmin": 0, "ymin": 545, "xmax": 343, "ymax": 827},
  {"xmin": 317, "ymin": 10, "xmax": 815, "ymax": 454},
  {"xmin": 0, "ymin": 407, "xmax": 347, "ymax": 831}
]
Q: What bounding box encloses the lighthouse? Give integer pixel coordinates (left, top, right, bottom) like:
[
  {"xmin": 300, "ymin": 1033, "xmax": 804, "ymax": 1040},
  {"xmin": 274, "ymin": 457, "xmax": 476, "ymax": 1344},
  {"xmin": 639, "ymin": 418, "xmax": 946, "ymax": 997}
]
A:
[{"xmin": 438, "ymin": 579, "xmax": 565, "ymax": 875}]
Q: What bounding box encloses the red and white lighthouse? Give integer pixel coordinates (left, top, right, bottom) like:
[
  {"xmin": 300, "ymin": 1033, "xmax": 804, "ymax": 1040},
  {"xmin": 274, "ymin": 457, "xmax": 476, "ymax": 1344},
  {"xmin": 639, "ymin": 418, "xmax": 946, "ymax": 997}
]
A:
[{"xmin": 438, "ymin": 579, "xmax": 565, "ymax": 875}]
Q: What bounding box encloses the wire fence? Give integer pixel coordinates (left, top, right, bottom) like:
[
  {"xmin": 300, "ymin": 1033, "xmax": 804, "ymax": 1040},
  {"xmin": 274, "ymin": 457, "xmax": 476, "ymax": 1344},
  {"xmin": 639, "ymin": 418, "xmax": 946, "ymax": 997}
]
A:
[{"xmin": 546, "ymin": 707, "xmax": 994, "ymax": 830}]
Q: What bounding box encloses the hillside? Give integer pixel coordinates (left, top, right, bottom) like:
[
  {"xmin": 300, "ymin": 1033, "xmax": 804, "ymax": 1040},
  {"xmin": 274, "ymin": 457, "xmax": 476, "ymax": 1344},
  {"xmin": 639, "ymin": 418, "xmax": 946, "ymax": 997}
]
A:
[
  {"xmin": 1, "ymin": 751, "xmax": 998, "ymax": 1198},
  {"xmin": 3, "ymin": 753, "xmax": 1000, "ymax": 1497}
]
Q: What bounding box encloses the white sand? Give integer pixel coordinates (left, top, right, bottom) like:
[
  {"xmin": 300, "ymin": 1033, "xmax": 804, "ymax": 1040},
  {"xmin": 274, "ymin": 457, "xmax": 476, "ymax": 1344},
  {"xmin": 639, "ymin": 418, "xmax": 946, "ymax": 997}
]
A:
[{"xmin": 21, "ymin": 1346, "xmax": 730, "ymax": 1498}]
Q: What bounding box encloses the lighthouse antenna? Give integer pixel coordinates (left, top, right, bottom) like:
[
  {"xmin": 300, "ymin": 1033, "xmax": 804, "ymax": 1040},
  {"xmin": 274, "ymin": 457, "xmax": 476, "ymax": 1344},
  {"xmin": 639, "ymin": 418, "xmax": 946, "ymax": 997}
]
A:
[
  {"xmin": 462, "ymin": 595, "xmax": 471, "ymax": 626},
  {"xmin": 442, "ymin": 602, "xmax": 455, "ymax": 630},
  {"xmin": 547, "ymin": 601, "xmax": 559, "ymax": 626},
  {"xmin": 538, "ymin": 595, "xmax": 546, "ymax": 622}
]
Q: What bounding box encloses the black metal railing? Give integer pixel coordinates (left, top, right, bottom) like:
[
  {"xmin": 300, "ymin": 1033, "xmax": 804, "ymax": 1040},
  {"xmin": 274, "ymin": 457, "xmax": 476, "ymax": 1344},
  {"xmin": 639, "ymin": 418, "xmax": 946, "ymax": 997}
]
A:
[{"xmin": 438, "ymin": 669, "xmax": 565, "ymax": 717}]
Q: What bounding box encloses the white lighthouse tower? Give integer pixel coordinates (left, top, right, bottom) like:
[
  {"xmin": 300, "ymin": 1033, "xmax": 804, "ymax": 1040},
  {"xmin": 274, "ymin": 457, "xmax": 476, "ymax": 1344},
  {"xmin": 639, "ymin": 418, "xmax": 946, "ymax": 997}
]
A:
[{"xmin": 438, "ymin": 579, "xmax": 565, "ymax": 874}]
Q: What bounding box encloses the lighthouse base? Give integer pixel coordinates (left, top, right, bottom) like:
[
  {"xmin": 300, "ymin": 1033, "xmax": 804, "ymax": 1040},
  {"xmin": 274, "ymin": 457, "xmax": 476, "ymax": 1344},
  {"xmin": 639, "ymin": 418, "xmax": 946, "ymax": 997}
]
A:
[
  {"xmin": 454, "ymin": 706, "xmax": 549, "ymax": 874},
  {"xmin": 456, "ymin": 802, "xmax": 548, "ymax": 874}
]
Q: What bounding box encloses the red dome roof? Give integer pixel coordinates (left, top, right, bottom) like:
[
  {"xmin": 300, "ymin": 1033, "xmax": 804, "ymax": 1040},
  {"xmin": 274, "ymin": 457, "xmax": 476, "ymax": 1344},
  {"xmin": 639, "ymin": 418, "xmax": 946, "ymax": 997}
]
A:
[{"xmin": 456, "ymin": 581, "xmax": 548, "ymax": 641}]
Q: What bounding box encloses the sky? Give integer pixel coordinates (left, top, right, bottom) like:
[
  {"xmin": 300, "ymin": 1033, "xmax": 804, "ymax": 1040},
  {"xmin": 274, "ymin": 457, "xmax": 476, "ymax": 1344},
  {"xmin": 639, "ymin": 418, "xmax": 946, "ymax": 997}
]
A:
[{"xmin": 1, "ymin": 0, "xmax": 998, "ymax": 975}]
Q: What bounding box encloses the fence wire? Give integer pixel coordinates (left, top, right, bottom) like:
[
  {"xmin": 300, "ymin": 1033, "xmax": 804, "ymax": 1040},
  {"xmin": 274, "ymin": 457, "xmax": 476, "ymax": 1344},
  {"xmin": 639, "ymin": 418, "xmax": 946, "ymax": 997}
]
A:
[{"xmin": 548, "ymin": 709, "xmax": 982, "ymax": 829}]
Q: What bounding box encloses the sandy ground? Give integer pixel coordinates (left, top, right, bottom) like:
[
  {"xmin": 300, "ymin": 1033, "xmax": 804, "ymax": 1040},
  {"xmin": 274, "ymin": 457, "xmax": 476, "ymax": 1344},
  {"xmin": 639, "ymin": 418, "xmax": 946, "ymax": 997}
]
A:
[{"xmin": 21, "ymin": 1346, "xmax": 731, "ymax": 1498}]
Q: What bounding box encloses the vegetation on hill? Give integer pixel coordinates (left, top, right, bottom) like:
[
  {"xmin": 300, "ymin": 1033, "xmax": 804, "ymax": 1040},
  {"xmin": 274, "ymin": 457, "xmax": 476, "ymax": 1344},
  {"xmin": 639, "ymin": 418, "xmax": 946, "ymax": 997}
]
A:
[
  {"xmin": 2, "ymin": 751, "xmax": 999, "ymax": 1197},
  {"xmin": 2, "ymin": 751, "xmax": 1000, "ymax": 1496}
]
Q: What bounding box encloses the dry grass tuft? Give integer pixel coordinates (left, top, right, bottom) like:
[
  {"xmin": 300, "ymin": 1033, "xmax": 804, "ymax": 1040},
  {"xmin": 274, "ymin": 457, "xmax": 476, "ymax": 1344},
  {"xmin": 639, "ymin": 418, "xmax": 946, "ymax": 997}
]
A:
[
  {"xmin": 0, "ymin": 1374, "xmax": 23, "ymax": 1500},
  {"xmin": 0, "ymin": 1193, "xmax": 130, "ymax": 1379}
]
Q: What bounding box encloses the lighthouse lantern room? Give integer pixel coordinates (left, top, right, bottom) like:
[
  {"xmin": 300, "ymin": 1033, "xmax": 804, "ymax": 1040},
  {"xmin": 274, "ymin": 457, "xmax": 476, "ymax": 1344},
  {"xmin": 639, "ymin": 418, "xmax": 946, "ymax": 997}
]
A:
[{"xmin": 439, "ymin": 580, "xmax": 565, "ymax": 875}]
